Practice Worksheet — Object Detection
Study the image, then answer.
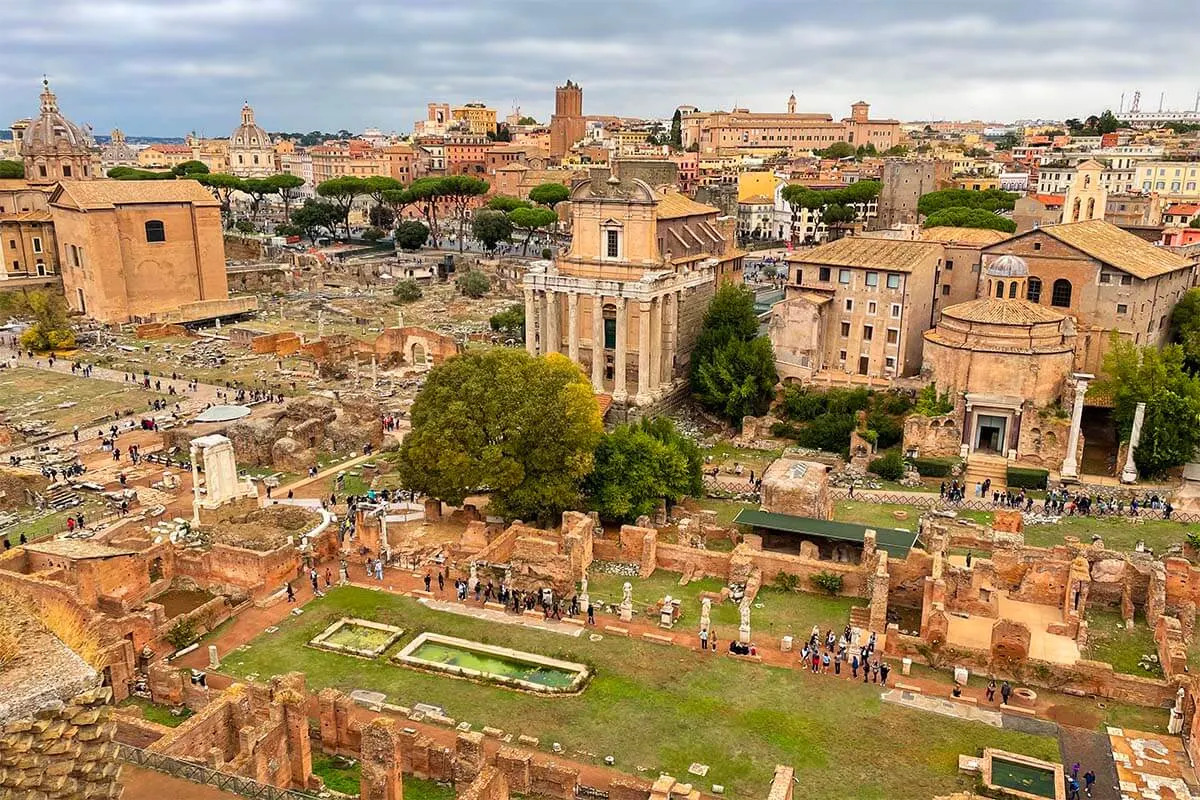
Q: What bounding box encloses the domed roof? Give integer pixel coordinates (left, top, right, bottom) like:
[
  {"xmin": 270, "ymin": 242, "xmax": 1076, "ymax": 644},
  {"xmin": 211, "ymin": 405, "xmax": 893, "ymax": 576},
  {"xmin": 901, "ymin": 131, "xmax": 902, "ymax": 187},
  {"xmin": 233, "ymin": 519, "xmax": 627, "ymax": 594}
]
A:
[
  {"xmin": 986, "ymin": 254, "xmax": 1029, "ymax": 278},
  {"xmin": 230, "ymin": 103, "xmax": 270, "ymax": 149},
  {"xmin": 20, "ymin": 79, "xmax": 94, "ymax": 156},
  {"xmin": 940, "ymin": 297, "xmax": 1067, "ymax": 325}
]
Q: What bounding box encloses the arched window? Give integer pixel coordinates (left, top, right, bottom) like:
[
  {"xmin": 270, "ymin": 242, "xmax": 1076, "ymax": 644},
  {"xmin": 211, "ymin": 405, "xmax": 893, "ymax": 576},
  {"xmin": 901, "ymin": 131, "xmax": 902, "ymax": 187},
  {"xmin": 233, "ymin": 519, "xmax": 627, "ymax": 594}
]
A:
[
  {"xmin": 145, "ymin": 220, "xmax": 165, "ymax": 243},
  {"xmin": 1086, "ymin": 197, "xmax": 1095, "ymax": 219},
  {"xmin": 1009, "ymin": 282, "xmax": 1018, "ymax": 298},
  {"xmin": 1072, "ymin": 197, "xmax": 1081, "ymax": 222},
  {"xmin": 1051, "ymin": 278, "xmax": 1072, "ymax": 308},
  {"xmin": 995, "ymin": 280, "xmax": 1005, "ymax": 298},
  {"xmin": 1027, "ymin": 277, "xmax": 1042, "ymax": 302}
]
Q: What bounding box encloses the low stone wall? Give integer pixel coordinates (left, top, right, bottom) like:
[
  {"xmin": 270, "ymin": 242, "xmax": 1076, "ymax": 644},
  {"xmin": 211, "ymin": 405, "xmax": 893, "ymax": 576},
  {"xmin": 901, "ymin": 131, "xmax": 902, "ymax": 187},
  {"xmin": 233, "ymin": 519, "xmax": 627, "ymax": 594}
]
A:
[{"xmin": 111, "ymin": 711, "xmax": 171, "ymax": 748}]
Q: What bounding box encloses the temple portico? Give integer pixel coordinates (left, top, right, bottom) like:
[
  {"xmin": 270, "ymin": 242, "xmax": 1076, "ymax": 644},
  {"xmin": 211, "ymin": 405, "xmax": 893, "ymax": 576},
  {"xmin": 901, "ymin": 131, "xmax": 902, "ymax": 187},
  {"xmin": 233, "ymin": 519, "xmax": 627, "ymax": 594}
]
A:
[{"xmin": 524, "ymin": 263, "xmax": 711, "ymax": 405}]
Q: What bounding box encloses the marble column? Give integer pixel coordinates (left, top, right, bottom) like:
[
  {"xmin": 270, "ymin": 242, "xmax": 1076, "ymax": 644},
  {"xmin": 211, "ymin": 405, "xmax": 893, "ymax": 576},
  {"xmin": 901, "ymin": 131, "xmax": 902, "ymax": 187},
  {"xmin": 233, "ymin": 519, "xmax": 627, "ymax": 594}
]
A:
[
  {"xmin": 635, "ymin": 300, "xmax": 653, "ymax": 405},
  {"xmin": 590, "ymin": 295, "xmax": 605, "ymax": 392},
  {"xmin": 524, "ymin": 289, "xmax": 537, "ymax": 355},
  {"xmin": 661, "ymin": 291, "xmax": 678, "ymax": 387},
  {"xmin": 567, "ymin": 292, "xmax": 580, "ymax": 364},
  {"xmin": 544, "ymin": 290, "xmax": 559, "ymax": 355},
  {"xmin": 648, "ymin": 296, "xmax": 663, "ymax": 395},
  {"xmin": 613, "ymin": 297, "xmax": 628, "ymax": 402},
  {"xmin": 190, "ymin": 445, "xmax": 202, "ymax": 525},
  {"xmin": 1120, "ymin": 401, "xmax": 1147, "ymax": 484},
  {"xmin": 1060, "ymin": 373, "xmax": 1093, "ymax": 482}
]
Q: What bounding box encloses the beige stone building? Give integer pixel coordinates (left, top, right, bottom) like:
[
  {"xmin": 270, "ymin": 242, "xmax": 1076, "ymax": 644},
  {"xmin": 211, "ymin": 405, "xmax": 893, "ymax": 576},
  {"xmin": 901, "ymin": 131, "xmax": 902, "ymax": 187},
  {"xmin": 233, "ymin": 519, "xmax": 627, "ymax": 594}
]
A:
[
  {"xmin": 681, "ymin": 99, "xmax": 901, "ymax": 156},
  {"xmin": 99, "ymin": 129, "xmax": 138, "ymax": 171},
  {"xmin": 18, "ymin": 80, "xmax": 100, "ymax": 184},
  {"xmin": 772, "ymin": 238, "xmax": 943, "ymax": 383},
  {"xmin": 1061, "ymin": 159, "xmax": 1107, "ymax": 223},
  {"xmin": 980, "ymin": 220, "xmax": 1195, "ymax": 374},
  {"xmin": 228, "ymin": 103, "xmax": 275, "ymax": 177},
  {"xmin": 522, "ymin": 160, "xmax": 742, "ymax": 409},
  {"xmin": 917, "ymin": 226, "xmax": 1011, "ymax": 316},
  {"xmin": 50, "ymin": 180, "xmax": 255, "ymax": 324}
]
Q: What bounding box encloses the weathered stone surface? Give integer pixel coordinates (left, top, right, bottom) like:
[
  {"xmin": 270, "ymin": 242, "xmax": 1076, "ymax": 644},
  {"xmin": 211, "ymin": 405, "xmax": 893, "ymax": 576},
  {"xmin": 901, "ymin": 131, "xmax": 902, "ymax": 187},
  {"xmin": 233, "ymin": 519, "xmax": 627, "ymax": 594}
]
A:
[
  {"xmin": 989, "ymin": 619, "xmax": 1031, "ymax": 668},
  {"xmin": 760, "ymin": 459, "xmax": 831, "ymax": 520},
  {"xmin": 1091, "ymin": 559, "xmax": 1127, "ymax": 583}
]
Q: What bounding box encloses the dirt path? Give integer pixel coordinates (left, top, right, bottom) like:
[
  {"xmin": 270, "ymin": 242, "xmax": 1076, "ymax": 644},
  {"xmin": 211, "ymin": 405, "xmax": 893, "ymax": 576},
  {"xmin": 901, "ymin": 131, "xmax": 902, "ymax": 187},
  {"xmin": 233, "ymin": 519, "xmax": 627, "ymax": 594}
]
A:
[{"xmin": 119, "ymin": 764, "xmax": 242, "ymax": 800}]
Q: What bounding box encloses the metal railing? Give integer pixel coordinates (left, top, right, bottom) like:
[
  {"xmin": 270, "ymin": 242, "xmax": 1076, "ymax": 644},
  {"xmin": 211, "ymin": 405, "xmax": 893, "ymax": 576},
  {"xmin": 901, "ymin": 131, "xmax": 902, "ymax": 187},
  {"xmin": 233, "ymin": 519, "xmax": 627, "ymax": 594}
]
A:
[{"xmin": 117, "ymin": 743, "xmax": 317, "ymax": 800}]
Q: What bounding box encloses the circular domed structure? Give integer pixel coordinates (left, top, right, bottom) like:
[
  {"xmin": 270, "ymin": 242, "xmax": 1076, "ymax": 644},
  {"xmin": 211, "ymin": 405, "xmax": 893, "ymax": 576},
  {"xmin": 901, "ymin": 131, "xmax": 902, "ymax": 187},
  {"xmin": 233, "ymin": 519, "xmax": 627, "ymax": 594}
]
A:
[
  {"xmin": 228, "ymin": 103, "xmax": 274, "ymax": 177},
  {"xmin": 986, "ymin": 254, "xmax": 1029, "ymax": 278},
  {"xmin": 20, "ymin": 79, "xmax": 98, "ymax": 183}
]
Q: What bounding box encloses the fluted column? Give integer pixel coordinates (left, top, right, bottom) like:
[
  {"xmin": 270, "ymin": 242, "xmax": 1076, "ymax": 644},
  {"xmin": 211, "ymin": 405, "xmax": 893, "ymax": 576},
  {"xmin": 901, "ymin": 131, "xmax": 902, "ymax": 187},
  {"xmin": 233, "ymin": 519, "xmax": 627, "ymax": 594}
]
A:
[
  {"xmin": 635, "ymin": 300, "xmax": 653, "ymax": 405},
  {"xmin": 544, "ymin": 290, "xmax": 559, "ymax": 355},
  {"xmin": 591, "ymin": 296, "xmax": 605, "ymax": 392},
  {"xmin": 524, "ymin": 289, "xmax": 537, "ymax": 355},
  {"xmin": 567, "ymin": 292, "xmax": 580, "ymax": 364},
  {"xmin": 613, "ymin": 297, "xmax": 628, "ymax": 402}
]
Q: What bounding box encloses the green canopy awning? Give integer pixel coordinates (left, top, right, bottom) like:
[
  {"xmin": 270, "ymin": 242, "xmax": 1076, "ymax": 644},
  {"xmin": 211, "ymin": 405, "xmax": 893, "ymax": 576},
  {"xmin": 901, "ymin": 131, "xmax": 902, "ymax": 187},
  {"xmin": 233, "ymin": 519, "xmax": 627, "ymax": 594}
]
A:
[{"xmin": 732, "ymin": 509, "xmax": 918, "ymax": 558}]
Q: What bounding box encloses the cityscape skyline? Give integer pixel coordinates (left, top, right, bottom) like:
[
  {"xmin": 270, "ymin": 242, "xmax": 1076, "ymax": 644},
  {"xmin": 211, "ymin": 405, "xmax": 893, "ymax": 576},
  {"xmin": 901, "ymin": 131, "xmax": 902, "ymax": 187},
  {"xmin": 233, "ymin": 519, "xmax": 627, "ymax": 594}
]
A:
[{"xmin": 3, "ymin": 0, "xmax": 1197, "ymax": 136}]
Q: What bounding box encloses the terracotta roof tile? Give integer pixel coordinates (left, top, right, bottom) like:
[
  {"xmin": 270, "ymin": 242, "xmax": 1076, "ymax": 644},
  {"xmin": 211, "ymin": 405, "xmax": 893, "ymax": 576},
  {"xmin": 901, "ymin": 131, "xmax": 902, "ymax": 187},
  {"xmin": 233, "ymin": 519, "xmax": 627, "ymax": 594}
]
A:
[
  {"xmin": 50, "ymin": 179, "xmax": 219, "ymax": 210},
  {"xmin": 1038, "ymin": 219, "xmax": 1192, "ymax": 279},
  {"xmin": 941, "ymin": 297, "xmax": 1067, "ymax": 325},
  {"xmin": 654, "ymin": 191, "xmax": 719, "ymax": 220},
  {"xmin": 919, "ymin": 226, "xmax": 1011, "ymax": 246},
  {"xmin": 785, "ymin": 237, "xmax": 943, "ymax": 273}
]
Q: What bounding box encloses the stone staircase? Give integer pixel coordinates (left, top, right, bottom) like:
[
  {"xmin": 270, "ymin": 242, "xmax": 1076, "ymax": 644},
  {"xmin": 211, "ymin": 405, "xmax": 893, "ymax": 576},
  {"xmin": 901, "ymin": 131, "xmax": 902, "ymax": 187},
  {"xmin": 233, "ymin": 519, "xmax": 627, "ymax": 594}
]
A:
[
  {"xmin": 963, "ymin": 454, "xmax": 1008, "ymax": 493},
  {"xmin": 43, "ymin": 483, "xmax": 82, "ymax": 511},
  {"xmin": 849, "ymin": 605, "xmax": 871, "ymax": 631}
]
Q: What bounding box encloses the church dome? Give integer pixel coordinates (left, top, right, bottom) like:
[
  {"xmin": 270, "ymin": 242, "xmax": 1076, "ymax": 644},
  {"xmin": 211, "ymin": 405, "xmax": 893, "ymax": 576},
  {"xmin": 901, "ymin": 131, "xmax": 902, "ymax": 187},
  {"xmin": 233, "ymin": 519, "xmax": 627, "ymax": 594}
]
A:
[
  {"xmin": 986, "ymin": 254, "xmax": 1029, "ymax": 278},
  {"xmin": 20, "ymin": 79, "xmax": 94, "ymax": 157},
  {"xmin": 230, "ymin": 103, "xmax": 270, "ymax": 149}
]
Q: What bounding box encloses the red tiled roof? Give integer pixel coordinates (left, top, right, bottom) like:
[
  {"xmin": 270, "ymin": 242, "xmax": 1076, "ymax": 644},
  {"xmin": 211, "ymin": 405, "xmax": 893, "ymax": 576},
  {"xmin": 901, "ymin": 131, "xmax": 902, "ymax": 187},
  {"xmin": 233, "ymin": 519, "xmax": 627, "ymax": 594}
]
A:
[
  {"xmin": 1164, "ymin": 204, "xmax": 1200, "ymax": 216},
  {"xmin": 1033, "ymin": 193, "xmax": 1065, "ymax": 207}
]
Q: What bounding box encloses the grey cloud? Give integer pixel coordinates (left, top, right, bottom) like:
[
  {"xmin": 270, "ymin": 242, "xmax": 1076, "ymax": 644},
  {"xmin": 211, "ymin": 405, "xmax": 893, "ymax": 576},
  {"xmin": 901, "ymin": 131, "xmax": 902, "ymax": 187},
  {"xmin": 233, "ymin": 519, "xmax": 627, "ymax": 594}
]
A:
[{"xmin": 1, "ymin": 0, "xmax": 1195, "ymax": 136}]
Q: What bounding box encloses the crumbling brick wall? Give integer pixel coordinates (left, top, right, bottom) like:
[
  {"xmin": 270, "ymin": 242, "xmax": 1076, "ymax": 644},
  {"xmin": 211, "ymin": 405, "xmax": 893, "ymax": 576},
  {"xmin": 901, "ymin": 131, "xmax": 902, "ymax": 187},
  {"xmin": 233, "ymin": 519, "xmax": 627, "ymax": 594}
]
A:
[{"xmin": 0, "ymin": 686, "xmax": 122, "ymax": 800}]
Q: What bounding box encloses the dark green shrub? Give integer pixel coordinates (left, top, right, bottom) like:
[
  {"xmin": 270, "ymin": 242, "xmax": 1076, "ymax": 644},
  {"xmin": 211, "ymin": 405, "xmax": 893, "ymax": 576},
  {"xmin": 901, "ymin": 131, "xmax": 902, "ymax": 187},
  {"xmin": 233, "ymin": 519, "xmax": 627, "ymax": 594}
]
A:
[
  {"xmin": 1006, "ymin": 466, "xmax": 1048, "ymax": 489},
  {"xmin": 876, "ymin": 391, "xmax": 913, "ymax": 416},
  {"xmin": 824, "ymin": 387, "xmax": 870, "ymax": 415},
  {"xmin": 912, "ymin": 456, "xmax": 957, "ymax": 477},
  {"xmin": 769, "ymin": 421, "xmax": 804, "ymax": 439},
  {"xmin": 810, "ymin": 571, "xmax": 844, "ymax": 596},
  {"xmin": 866, "ymin": 409, "xmax": 903, "ymax": 449},
  {"xmin": 795, "ymin": 413, "xmax": 856, "ymax": 452},
  {"xmin": 868, "ymin": 450, "xmax": 905, "ymax": 480},
  {"xmin": 165, "ymin": 618, "xmax": 199, "ymax": 651},
  {"xmin": 773, "ymin": 571, "xmax": 800, "ymax": 592},
  {"xmin": 780, "ymin": 386, "xmax": 827, "ymax": 421}
]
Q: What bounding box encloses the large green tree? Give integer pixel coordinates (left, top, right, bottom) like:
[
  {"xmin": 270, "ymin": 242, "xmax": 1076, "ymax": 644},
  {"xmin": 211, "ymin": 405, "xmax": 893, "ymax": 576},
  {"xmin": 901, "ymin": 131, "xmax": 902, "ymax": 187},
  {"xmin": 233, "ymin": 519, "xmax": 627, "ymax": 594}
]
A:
[
  {"xmin": 917, "ymin": 188, "xmax": 1018, "ymax": 216},
  {"xmin": 1095, "ymin": 336, "xmax": 1200, "ymax": 477},
  {"xmin": 669, "ymin": 109, "xmax": 683, "ymax": 149},
  {"xmin": 922, "ymin": 207, "xmax": 1016, "ymax": 233},
  {"xmin": 397, "ymin": 350, "xmax": 602, "ymax": 521},
  {"xmin": 171, "ymin": 160, "xmax": 209, "ymax": 177},
  {"xmin": 440, "ymin": 175, "xmax": 490, "ymax": 252},
  {"xmin": 18, "ymin": 291, "xmax": 75, "ymax": 352},
  {"xmin": 528, "ymin": 182, "xmax": 569, "ymax": 207},
  {"xmin": 689, "ymin": 284, "xmax": 777, "ymax": 424},
  {"xmin": 507, "ymin": 206, "xmax": 558, "ymax": 254},
  {"xmin": 584, "ymin": 418, "xmax": 702, "ymax": 522},
  {"xmin": 406, "ymin": 178, "xmax": 448, "ymax": 247},
  {"xmin": 267, "ymin": 173, "xmax": 305, "ymax": 219},
  {"xmin": 487, "ymin": 194, "xmax": 532, "ymax": 213},
  {"xmin": 471, "ymin": 209, "xmax": 512, "ymax": 252},
  {"xmin": 0, "ymin": 160, "xmax": 25, "ymax": 179},
  {"xmin": 1171, "ymin": 288, "xmax": 1200, "ymax": 372},
  {"xmin": 394, "ymin": 219, "xmax": 430, "ymax": 251},
  {"xmin": 489, "ymin": 304, "xmax": 525, "ymax": 339},
  {"xmin": 290, "ymin": 199, "xmax": 341, "ymax": 243},
  {"xmin": 316, "ymin": 176, "xmax": 368, "ymax": 238}
]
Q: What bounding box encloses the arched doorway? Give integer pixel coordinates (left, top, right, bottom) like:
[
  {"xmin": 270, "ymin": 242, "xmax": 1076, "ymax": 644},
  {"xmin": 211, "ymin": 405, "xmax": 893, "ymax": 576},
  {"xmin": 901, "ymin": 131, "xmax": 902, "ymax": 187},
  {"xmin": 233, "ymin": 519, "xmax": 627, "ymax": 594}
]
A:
[{"xmin": 410, "ymin": 341, "xmax": 428, "ymax": 366}]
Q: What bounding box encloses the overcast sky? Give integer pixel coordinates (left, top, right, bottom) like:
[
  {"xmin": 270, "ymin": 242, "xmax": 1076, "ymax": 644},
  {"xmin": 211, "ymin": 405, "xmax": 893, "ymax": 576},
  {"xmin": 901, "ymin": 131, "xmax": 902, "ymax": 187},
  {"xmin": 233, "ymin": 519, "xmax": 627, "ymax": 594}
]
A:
[{"xmin": 2, "ymin": 0, "xmax": 1196, "ymax": 137}]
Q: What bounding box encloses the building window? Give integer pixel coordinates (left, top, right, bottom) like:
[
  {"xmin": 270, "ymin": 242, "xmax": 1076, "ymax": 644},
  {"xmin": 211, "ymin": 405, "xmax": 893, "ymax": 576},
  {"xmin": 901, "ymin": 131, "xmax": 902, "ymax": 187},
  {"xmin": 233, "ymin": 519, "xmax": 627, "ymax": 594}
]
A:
[
  {"xmin": 62, "ymin": 165, "xmax": 72, "ymax": 178},
  {"xmin": 603, "ymin": 307, "xmax": 617, "ymax": 349},
  {"xmin": 1099, "ymin": 273, "xmax": 1111, "ymax": 284},
  {"xmin": 1120, "ymin": 275, "xmax": 1132, "ymax": 286},
  {"xmin": 863, "ymin": 325, "xmax": 873, "ymax": 341},
  {"xmin": 1033, "ymin": 242, "xmax": 1041, "ymax": 251},
  {"xmin": 995, "ymin": 280, "xmax": 1005, "ymax": 298},
  {"xmin": 818, "ymin": 266, "xmax": 830, "ymax": 282},
  {"xmin": 1051, "ymin": 278, "xmax": 1072, "ymax": 308},
  {"xmin": 32, "ymin": 237, "xmax": 42, "ymax": 253},
  {"xmin": 6, "ymin": 240, "xmax": 13, "ymax": 250},
  {"xmin": 867, "ymin": 301, "xmax": 877, "ymax": 315},
  {"xmin": 942, "ymin": 284, "xmax": 951, "ymax": 296},
  {"xmin": 844, "ymin": 299, "xmax": 853, "ymax": 312},
  {"xmin": 38, "ymin": 165, "xmax": 47, "ymax": 177},
  {"xmin": 145, "ymin": 220, "xmax": 166, "ymax": 243},
  {"xmin": 840, "ymin": 322, "xmax": 850, "ymax": 337},
  {"xmin": 1009, "ymin": 282, "xmax": 1018, "ymax": 298},
  {"xmin": 865, "ymin": 271, "xmax": 878, "ymax": 287},
  {"xmin": 885, "ymin": 356, "xmax": 896, "ymax": 370},
  {"xmin": 886, "ymin": 328, "xmax": 899, "ymax": 345},
  {"xmin": 1027, "ymin": 277, "xmax": 1042, "ymax": 302},
  {"xmin": 838, "ymin": 269, "xmax": 850, "ymax": 285},
  {"xmin": 838, "ymin": 350, "xmax": 847, "ymax": 362},
  {"xmin": 945, "ymin": 259, "xmax": 953, "ymax": 271},
  {"xmin": 890, "ymin": 303, "xmax": 901, "ymax": 318},
  {"xmin": 605, "ymin": 229, "xmax": 620, "ymax": 258},
  {"xmin": 1160, "ymin": 316, "xmax": 1166, "ymax": 330},
  {"xmin": 794, "ymin": 268, "xmax": 802, "ymax": 284},
  {"xmin": 886, "ymin": 273, "xmax": 900, "ymax": 289},
  {"xmin": 1117, "ymin": 303, "xmax": 1128, "ymax": 315}
]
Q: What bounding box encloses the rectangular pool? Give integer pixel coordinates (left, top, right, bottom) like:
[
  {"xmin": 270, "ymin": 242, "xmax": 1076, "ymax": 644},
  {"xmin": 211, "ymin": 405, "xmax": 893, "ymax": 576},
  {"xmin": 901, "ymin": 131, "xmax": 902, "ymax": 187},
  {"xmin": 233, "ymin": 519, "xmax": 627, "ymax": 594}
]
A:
[
  {"xmin": 982, "ymin": 749, "xmax": 1063, "ymax": 800},
  {"xmin": 394, "ymin": 633, "xmax": 589, "ymax": 693}
]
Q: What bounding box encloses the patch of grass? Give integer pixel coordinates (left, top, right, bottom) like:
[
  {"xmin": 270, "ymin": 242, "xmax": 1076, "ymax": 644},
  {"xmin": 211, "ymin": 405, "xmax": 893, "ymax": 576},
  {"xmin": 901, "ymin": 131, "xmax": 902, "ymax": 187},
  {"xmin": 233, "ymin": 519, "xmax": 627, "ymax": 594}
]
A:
[
  {"xmin": 2, "ymin": 498, "xmax": 107, "ymax": 547},
  {"xmin": 0, "ymin": 367, "xmax": 168, "ymax": 431},
  {"xmin": 1023, "ymin": 516, "xmax": 1198, "ymax": 554},
  {"xmin": 312, "ymin": 752, "xmax": 361, "ymax": 795},
  {"xmin": 404, "ymin": 777, "xmax": 457, "ymax": 800},
  {"xmin": 833, "ymin": 500, "xmax": 922, "ymax": 532},
  {"xmin": 120, "ymin": 697, "xmax": 192, "ymax": 728},
  {"xmin": 692, "ymin": 498, "xmax": 756, "ymax": 527},
  {"xmin": 221, "ymin": 587, "xmax": 1060, "ymax": 800},
  {"xmin": 1084, "ymin": 609, "xmax": 1160, "ymax": 677}
]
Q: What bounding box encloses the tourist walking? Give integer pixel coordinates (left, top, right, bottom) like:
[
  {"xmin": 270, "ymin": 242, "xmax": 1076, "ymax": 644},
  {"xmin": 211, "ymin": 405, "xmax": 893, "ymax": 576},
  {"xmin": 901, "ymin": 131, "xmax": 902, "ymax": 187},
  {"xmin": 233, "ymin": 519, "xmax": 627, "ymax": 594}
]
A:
[
  {"xmin": 424, "ymin": 572, "xmax": 432, "ymax": 592},
  {"xmin": 286, "ymin": 582, "xmax": 295, "ymax": 603},
  {"xmin": 1082, "ymin": 770, "xmax": 1095, "ymax": 797},
  {"xmin": 438, "ymin": 572, "xmax": 445, "ymax": 592},
  {"xmin": 699, "ymin": 628, "xmax": 708, "ymax": 651},
  {"xmin": 986, "ymin": 679, "xmax": 996, "ymax": 702},
  {"xmin": 1000, "ymin": 680, "xmax": 1012, "ymax": 705},
  {"xmin": 587, "ymin": 602, "xmax": 595, "ymax": 625},
  {"xmin": 879, "ymin": 661, "xmax": 890, "ymax": 686}
]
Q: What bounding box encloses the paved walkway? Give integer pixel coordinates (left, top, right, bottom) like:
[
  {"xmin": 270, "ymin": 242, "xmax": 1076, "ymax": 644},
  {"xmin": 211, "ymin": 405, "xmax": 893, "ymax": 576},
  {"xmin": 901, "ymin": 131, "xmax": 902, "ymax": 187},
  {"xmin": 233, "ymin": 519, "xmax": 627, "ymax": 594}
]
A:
[{"xmin": 1059, "ymin": 725, "xmax": 1120, "ymax": 800}]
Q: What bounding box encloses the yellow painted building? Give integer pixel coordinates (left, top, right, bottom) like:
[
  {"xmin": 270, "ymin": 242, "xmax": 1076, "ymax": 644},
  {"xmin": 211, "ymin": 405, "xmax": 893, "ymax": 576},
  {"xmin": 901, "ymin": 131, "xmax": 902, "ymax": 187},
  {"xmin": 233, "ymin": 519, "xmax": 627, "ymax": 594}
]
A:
[
  {"xmin": 1136, "ymin": 161, "xmax": 1200, "ymax": 201},
  {"xmin": 738, "ymin": 171, "xmax": 784, "ymax": 202},
  {"xmin": 451, "ymin": 104, "xmax": 498, "ymax": 136}
]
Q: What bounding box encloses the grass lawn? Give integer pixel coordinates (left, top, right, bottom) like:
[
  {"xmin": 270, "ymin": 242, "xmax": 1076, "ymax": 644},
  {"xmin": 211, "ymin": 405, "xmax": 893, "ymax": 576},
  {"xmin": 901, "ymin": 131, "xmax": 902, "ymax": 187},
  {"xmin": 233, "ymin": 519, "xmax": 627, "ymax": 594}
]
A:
[
  {"xmin": 692, "ymin": 498, "xmax": 756, "ymax": 527},
  {"xmin": 586, "ymin": 568, "xmax": 857, "ymax": 641},
  {"xmin": 1084, "ymin": 609, "xmax": 1161, "ymax": 678},
  {"xmin": 119, "ymin": 697, "xmax": 192, "ymax": 728},
  {"xmin": 3, "ymin": 497, "xmax": 107, "ymax": 547},
  {"xmin": 312, "ymin": 753, "xmax": 362, "ymax": 794},
  {"xmin": 1023, "ymin": 516, "xmax": 1198, "ymax": 554},
  {"xmin": 219, "ymin": 587, "xmax": 1060, "ymax": 800},
  {"xmin": 0, "ymin": 367, "xmax": 168, "ymax": 431}
]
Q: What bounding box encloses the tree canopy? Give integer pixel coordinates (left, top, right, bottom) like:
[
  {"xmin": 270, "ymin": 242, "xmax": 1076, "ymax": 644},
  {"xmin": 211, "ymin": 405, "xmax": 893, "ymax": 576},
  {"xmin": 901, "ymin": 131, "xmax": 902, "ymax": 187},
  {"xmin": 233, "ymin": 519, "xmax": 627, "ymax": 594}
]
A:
[
  {"xmin": 922, "ymin": 207, "xmax": 1016, "ymax": 233},
  {"xmin": 171, "ymin": 160, "xmax": 209, "ymax": 176},
  {"xmin": 18, "ymin": 291, "xmax": 76, "ymax": 352},
  {"xmin": 584, "ymin": 417, "xmax": 703, "ymax": 523},
  {"xmin": 508, "ymin": 206, "xmax": 558, "ymax": 254},
  {"xmin": 487, "ymin": 195, "xmax": 532, "ymax": 213},
  {"xmin": 917, "ymin": 188, "xmax": 1017, "ymax": 216},
  {"xmin": 528, "ymin": 182, "xmax": 569, "ymax": 207},
  {"xmin": 456, "ymin": 269, "xmax": 491, "ymax": 298},
  {"xmin": 1095, "ymin": 335, "xmax": 1200, "ymax": 477},
  {"xmin": 471, "ymin": 209, "xmax": 512, "ymax": 252},
  {"xmin": 394, "ymin": 219, "xmax": 430, "ymax": 251},
  {"xmin": 1171, "ymin": 288, "xmax": 1200, "ymax": 372},
  {"xmin": 689, "ymin": 284, "xmax": 777, "ymax": 424},
  {"xmin": 489, "ymin": 304, "xmax": 525, "ymax": 339},
  {"xmin": 0, "ymin": 160, "xmax": 24, "ymax": 179},
  {"xmin": 397, "ymin": 350, "xmax": 602, "ymax": 521},
  {"xmin": 316, "ymin": 176, "xmax": 368, "ymax": 238},
  {"xmin": 440, "ymin": 175, "xmax": 490, "ymax": 252},
  {"xmin": 669, "ymin": 110, "xmax": 683, "ymax": 149},
  {"xmin": 290, "ymin": 199, "xmax": 341, "ymax": 243}
]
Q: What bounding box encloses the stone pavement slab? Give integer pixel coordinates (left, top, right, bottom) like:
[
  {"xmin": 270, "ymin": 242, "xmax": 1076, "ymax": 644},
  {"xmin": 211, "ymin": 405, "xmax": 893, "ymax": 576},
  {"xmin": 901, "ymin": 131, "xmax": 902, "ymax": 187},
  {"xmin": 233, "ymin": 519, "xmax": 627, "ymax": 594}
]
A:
[{"xmin": 418, "ymin": 596, "xmax": 584, "ymax": 637}]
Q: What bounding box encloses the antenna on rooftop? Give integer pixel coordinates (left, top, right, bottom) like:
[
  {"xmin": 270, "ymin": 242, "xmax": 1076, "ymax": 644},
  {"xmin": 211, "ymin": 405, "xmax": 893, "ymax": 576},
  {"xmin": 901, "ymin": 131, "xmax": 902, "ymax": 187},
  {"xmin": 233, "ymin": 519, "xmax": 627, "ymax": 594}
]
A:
[
  {"xmin": 1119, "ymin": 93, "xmax": 1125, "ymax": 114},
  {"xmin": 1159, "ymin": 92, "xmax": 1165, "ymax": 112}
]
